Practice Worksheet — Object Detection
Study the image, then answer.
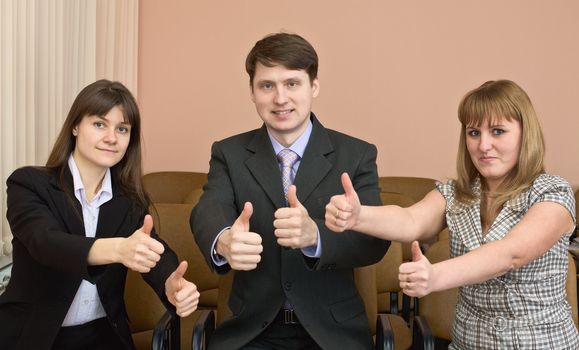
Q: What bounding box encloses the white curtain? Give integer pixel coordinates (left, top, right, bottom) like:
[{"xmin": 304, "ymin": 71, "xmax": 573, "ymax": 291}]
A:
[{"xmin": 0, "ymin": 0, "xmax": 139, "ymax": 256}]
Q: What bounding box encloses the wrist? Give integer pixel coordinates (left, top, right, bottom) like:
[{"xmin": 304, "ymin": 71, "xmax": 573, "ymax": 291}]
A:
[
  {"xmin": 351, "ymin": 206, "xmax": 365, "ymax": 231},
  {"xmin": 88, "ymin": 238, "xmax": 122, "ymax": 265},
  {"xmin": 111, "ymin": 237, "xmax": 124, "ymax": 264},
  {"xmin": 308, "ymin": 218, "xmax": 318, "ymax": 246},
  {"xmin": 430, "ymin": 263, "xmax": 442, "ymax": 293},
  {"xmin": 216, "ymin": 230, "xmax": 230, "ymax": 257},
  {"xmin": 213, "ymin": 245, "xmax": 223, "ymax": 259},
  {"xmin": 164, "ymin": 277, "xmax": 173, "ymax": 295}
]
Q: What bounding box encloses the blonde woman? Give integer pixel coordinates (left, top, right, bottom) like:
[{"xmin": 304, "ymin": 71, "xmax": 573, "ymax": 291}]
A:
[{"xmin": 326, "ymin": 80, "xmax": 578, "ymax": 349}]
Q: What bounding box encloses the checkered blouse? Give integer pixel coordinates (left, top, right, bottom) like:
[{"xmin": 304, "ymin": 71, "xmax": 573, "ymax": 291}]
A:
[{"xmin": 437, "ymin": 174, "xmax": 579, "ymax": 349}]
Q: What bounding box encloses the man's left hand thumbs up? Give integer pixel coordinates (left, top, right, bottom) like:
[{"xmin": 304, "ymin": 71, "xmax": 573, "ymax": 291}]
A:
[
  {"xmin": 287, "ymin": 185, "xmax": 302, "ymax": 209},
  {"xmin": 274, "ymin": 185, "xmax": 318, "ymax": 249}
]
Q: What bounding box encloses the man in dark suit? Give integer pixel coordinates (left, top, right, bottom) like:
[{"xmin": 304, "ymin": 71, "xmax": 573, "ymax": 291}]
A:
[{"xmin": 191, "ymin": 32, "xmax": 390, "ymax": 350}]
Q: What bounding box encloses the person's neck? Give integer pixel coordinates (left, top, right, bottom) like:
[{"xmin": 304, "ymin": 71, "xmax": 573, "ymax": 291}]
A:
[
  {"xmin": 268, "ymin": 121, "xmax": 310, "ymax": 148},
  {"xmin": 72, "ymin": 154, "xmax": 107, "ymax": 201},
  {"xmin": 482, "ymin": 177, "xmax": 504, "ymax": 194},
  {"xmin": 273, "ymin": 134, "xmax": 298, "ymax": 148}
]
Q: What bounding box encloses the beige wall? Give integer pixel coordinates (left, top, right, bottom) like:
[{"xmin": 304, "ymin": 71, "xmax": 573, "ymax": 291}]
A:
[{"xmin": 138, "ymin": 0, "xmax": 579, "ymax": 188}]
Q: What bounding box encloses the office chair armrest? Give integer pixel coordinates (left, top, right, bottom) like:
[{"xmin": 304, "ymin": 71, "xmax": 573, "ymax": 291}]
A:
[
  {"xmin": 152, "ymin": 311, "xmax": 180, "ymax": 350},
  {"xmin": 192, "ymin": 309, "xmax": 216, "ymax": 350},
  {"xmin": 375, "ymin": 313, "xmax": 395, "ymax": 350},
  {"xmin": 402, "ymin": 293, "xmax": 413, "ymax": 322},
  {"xmin": 412, "ymin": 316, "xmax": 435, "ymax": 350}
]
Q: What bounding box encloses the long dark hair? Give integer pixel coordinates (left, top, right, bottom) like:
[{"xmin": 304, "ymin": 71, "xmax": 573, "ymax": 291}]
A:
[{"xmin": 46, "ymin": 79, "xmax": 150, "ymax": 211}]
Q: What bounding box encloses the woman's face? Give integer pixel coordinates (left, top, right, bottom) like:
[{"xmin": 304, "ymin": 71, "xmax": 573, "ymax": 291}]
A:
[
  {"xmin": 72, "ymin": 106, "xmax": 131, "ymax": 174},
  {"xmin": 465, "ymin": 117, "xmax": 522, "ymax": 192}
]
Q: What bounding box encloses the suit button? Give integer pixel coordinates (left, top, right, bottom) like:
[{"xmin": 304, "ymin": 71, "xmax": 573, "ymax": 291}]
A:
[
  {"xmin": 284, "ymin": 282, "xmax": 291, "ymax": 291},
  {"xmin": 111, "ymin": 322, "xmax": 117, "ymax": 328},
  {"xmin": 261, "ymin": 321, "xmax": 268, "ymax": 328}
]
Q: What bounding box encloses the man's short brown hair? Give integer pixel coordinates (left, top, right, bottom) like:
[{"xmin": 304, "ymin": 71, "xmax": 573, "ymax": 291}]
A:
[{"xmin": 245, "ymin": 32, "xmax": 318, "ymax": 87}]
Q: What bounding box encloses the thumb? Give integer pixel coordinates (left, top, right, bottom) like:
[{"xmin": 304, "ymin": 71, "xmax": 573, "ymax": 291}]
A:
[
  {"xmin": 411, "ymin": 241, "xmax": 423, "ymax": 262},
  {"xmin": 341, "ymin": 173, "xmax": 356, "ymax": 199},
  {"xmin": 287, "ymin": 185, "xmax": 301, "ymax": 208},
  {"xmin": 236, "ymin": 202, "xmax": 253, "ymax": 231},
  {"xmin": 140, "ymin": 214, "xmax": 154, "ymax": 236},
  {"xmin": 173, "ymin": 260, "xmax": 188, "ymax": 280}
]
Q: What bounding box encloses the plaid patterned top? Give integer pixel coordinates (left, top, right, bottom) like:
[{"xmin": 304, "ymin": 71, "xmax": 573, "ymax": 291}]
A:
[{"xmin": 436, "ymin": 174, "xmax": 579, "ymax": 349}]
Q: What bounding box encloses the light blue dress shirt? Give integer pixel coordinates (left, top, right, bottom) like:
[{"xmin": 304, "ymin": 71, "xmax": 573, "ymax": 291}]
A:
[
  {"xmin": 61, "ymin": 155, "xmax": 112, "ymax": 326},
  {"xmin": 211, "ymin": 119, "xmax": 322, "ymax": 265}
]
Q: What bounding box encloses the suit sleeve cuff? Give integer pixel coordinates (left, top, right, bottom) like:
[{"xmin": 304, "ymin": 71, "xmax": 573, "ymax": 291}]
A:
[
  {"xmin": 211, "ymin": 227, "xmax": 230, "ymax": 266},
  {"xmin": 301, "ymin": 226, "xmax": 322, "ymax": 258}
]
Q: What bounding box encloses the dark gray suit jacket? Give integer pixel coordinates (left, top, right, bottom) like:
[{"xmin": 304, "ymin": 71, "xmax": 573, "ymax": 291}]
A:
[
  {"xmin": 191, "ymin": 115, "xmax": 390, "ymax": 350},
  {"xmin": 0, "ymin": 165, "xmax": 178, "ymax": 350}
]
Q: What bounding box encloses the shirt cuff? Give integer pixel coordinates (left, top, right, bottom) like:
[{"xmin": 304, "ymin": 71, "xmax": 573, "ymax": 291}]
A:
[
  {"xmin": 301, "ymin": 227, "xmax": 322, "ymax": 258},
  {"xmin": 211, "ymin": 227, "xmax": 230, "ymax": 267}
]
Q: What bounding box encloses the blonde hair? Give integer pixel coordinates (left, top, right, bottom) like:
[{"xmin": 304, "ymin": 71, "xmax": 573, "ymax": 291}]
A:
[{"xmin": 455, "ymin": 80, "xmax": 545, "ymax": 222}]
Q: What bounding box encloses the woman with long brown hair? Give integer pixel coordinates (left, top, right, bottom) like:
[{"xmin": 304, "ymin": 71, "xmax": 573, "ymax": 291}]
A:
[{"xmin": 0, "ymin": 80, "xmax": 199, "ymax": 350}]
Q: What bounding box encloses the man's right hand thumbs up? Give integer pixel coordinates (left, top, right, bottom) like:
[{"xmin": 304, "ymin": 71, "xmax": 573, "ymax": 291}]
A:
[
  {"xmin": 234, "ymin": 201, "xmax": 253, "ymax": 232},
  {"xmin": 217, "ymin": 202, "xmax": 263, "ymax": 271}
]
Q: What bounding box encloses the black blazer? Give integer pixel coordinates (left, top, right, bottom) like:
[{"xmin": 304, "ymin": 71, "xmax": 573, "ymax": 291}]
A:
[
  {"xmin": 191, "ymin": 115, "xmax": 390, "ymax": 350},
  {"xmin": 0, "ymin": 165, "xmax": 178, "ymax": 350}
]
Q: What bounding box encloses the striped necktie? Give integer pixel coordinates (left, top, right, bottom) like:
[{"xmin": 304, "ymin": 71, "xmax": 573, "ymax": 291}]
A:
[{"xmin": 277, "ymin": 149, "xmax": 299, "ymax": 203}]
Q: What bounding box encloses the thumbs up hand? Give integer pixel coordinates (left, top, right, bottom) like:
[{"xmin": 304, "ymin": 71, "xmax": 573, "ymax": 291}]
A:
[
  {"xmin": 274, "ymin": 185, "xmax": 318, "ymax": 249},
  {"xmin": 398, "ymin": 241, "xmax": 433, "ymax": 297},
  {"xmin": 325, "ymin": 173, "xmax": 361, "ymax": 232},
  {"xmin": 117, "ymin": 214, "xmax": 166, "ymax": 273},
  {"xmin": 165, "ymin": 261, "xmax": 200, "ymax": 317},
  {"xmin": 216, "ymin": 202, "xmax": 263, "ymax": 271}
]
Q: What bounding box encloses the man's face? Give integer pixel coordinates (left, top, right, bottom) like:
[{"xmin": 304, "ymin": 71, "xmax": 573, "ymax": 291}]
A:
[{"xmin": 250, "ymin": 63, "xmax": 319, "ymax": 146}]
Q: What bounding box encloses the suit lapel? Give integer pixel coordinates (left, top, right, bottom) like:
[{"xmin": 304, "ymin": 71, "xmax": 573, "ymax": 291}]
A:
[
  {"xmin": 48, "ymin": 167, "xmax": 85, "ymax": 236},
  {"xmin": 96, "ymin": 186, "xmax": 130, "ymax": 238},
  {"xmin": 293, "ymin": 116, "xmax": 333, "ymax": 204},
  {"xmin": 48, "ymin": 165, "xmax": 131, "ymax": 238},
  {"xmin": 245, "ymin": 126, "xmax": 287, "ymax": 208}
]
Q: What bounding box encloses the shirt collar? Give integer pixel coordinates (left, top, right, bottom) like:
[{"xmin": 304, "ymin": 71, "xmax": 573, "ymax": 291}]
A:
[
  {"xmin": 473, "ymin": 176, "xmax": 525, "ymax": 212},
  {"xmin": 268, "ymin": 118, "xmax": 313, "ymax": 158},
  {"xmin": 68, "ymin": 154, "xmax": 113, "ymax": 205}
]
